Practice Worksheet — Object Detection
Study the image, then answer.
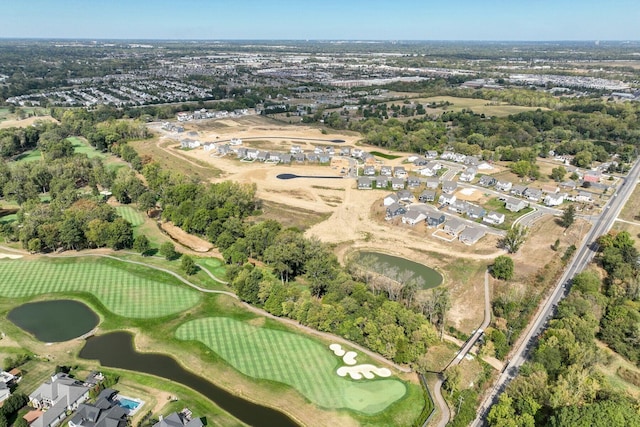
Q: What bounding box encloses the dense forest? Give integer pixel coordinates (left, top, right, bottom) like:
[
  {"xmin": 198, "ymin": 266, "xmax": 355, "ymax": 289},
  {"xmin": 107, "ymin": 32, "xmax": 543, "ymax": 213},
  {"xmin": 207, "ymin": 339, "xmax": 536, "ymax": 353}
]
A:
[{"xmin": 487, "ymin": 231, "xmax": 640, "ymax": 426}]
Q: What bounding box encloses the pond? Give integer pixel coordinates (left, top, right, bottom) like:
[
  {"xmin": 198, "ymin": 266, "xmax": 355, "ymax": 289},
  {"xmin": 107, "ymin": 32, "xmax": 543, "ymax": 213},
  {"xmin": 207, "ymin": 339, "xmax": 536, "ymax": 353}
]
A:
[
  {"xmin": 79, "ymin": 332, "xmax": 299, "ymax": 427},
  {"xmin": 8, "ymin": 299, "xmax": 99, "ymax": 342},
  {"xmin": 357, "ymin": 251, "xmax": 443, "ymax": 289}
]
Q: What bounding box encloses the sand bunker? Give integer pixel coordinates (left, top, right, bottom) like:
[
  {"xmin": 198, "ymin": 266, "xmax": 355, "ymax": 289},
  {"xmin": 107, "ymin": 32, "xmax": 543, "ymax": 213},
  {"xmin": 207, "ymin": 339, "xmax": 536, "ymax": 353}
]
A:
[
  {"xmin": 343, "ymin": 351, "xmax": 358, "ymax": 366},
  {"xmin": 0, "ymin": 253, "xmax": 23, "ymax": 259},
  {"xmin": 337, "ymin": 365, "xmax": 392, "ymax": 380},
  {"xmin": 329, "ymin": 343, "xmax": 346, "ymax": 357}
]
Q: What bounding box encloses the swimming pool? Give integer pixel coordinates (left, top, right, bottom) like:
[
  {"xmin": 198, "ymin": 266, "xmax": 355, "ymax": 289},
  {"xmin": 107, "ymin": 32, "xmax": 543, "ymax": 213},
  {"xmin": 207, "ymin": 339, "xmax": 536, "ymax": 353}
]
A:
[{"xmin": 115, "ymin": 395, "xmax": 144, "ymax": 415}]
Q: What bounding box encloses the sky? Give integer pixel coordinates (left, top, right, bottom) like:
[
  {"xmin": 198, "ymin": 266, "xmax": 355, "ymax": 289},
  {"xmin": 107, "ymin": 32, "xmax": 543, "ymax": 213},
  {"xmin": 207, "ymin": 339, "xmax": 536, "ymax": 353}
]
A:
[{"xmin": 2, "ymin": 0, "xmax": 639, "ymax": 41}]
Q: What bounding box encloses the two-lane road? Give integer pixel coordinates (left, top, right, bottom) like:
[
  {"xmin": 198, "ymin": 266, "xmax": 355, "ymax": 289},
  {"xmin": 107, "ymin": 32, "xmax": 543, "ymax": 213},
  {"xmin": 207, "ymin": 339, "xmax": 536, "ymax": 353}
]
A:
[{"xmin": 471, "ymin": 159, "xmax": 640, "ymax": 426}]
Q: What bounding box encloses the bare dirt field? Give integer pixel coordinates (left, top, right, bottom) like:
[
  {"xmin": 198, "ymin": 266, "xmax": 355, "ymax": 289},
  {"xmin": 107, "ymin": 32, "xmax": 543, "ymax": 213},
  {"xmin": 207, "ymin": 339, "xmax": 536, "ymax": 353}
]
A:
[{"xmin": 0, "ymin": 115, "xmax": 58, "ymax": 129}]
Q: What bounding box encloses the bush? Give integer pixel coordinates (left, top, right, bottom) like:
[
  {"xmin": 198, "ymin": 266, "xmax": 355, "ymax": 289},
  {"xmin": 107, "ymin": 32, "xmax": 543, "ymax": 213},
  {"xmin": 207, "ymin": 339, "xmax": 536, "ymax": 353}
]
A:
[
  {"xmin": 159, "ymin": 242, "xmax": 179, "ymax": 261},
  {"xmin": 491, "ymin": 256, "xmax": 514, "ymax": 280}
]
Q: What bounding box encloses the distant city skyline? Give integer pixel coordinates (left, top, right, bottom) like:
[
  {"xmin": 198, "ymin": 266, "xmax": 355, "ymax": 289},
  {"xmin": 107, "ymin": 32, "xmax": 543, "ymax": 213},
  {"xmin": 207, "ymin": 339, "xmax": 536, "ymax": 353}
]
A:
[{"xmin": 2, "ymin": 0, "xmax": 640, "ymax": 41}]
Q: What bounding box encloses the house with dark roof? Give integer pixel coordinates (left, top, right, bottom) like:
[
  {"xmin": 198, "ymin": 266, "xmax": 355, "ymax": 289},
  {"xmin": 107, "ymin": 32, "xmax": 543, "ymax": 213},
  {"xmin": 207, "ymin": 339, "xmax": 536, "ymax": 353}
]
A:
[
  {"xmin": 29, "ymin": 373, "xmax": 91, "ymax": 427},
  {"xmin": 418, "ymin": 190, "xmax": 436, "ymax": 203},
  {"xmin": 448, "ymin": 200, "xmax": 469, "ymax": 215},
  {"xmin": 467, "ymin": 204, "xmax": 486, "ymax": 220},
  {"xmin": 386, "ymin": 203, "xmax": 406, "ymax": 219},
  {"xmin": 511, "ymin": 185, "xmax": 527, "ymax": 197},
  {"xmin": 152, "ymin": 412, "xmax": 204, "ymax": 427},
  {"xmin": 407, "ymin": 177, "xmax": 421, "ymax": 189},
  {"xmin": 397, "ymin": 190, "xmax": 414, "ymax": 203},
  {"xmin": 68, "ymin": 389, "xmax": 128, "ymax": 427},
  {"xmin": 426, "ymin": 213, "xmax": 446, "ymax": 228}
]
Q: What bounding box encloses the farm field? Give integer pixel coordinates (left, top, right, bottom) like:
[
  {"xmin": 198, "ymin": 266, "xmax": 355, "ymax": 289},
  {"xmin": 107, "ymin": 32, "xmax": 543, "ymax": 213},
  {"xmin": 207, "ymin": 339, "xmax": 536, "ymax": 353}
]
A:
[
  {"xmin": 418, "ymin": 96, "xmax": 547, "ymax": 117},
  {"xmin": 176, "ymin": 317, "xmax": 407, "ymax": 415},
  {"xmin": 0, "ymin": 257, "xmax": 199, "ymax": 318}
]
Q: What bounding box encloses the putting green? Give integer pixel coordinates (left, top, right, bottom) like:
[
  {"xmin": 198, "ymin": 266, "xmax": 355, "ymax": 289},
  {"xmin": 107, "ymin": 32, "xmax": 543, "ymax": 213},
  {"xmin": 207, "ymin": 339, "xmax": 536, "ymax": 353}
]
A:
[
  {"xmin": 196, "ymin": 257, "xmax": 227, "ymax": 279},
  {"xmin": 0, "ymin": 258, "xmax": 199, "ymax": 318},
  {"xmin": 176, "ymin": 317, "xmax": 406, "ymax": 414}
]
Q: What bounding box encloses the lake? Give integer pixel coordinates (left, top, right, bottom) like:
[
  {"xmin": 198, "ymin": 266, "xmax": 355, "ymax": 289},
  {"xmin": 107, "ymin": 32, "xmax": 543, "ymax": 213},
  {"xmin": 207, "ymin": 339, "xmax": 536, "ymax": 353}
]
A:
[
  {"xmin": 357, "ymin": 251, "xmax": 443, "ymax": 289},
  {"xmin": 79, "ymin": 331, "xmax": 299, "ymax": 427},
  {"xmin": 8, "ymin": 299, "xmax": 99, "ymax": 342}
]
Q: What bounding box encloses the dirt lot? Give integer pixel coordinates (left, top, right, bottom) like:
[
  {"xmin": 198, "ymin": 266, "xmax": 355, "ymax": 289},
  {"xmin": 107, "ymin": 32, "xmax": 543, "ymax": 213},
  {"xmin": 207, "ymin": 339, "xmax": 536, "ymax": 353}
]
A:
[{"xmin": 0, "ymin": 115, "xmax": 58, "ymax": 129}]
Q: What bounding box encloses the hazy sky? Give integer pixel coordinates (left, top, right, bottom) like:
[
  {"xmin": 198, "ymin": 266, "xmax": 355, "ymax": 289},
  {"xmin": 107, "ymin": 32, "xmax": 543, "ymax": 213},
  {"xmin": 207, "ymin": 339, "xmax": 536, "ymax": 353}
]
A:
[{"xmin": 2, "ymin": 0, "xmax": 639, "ymax": 41}]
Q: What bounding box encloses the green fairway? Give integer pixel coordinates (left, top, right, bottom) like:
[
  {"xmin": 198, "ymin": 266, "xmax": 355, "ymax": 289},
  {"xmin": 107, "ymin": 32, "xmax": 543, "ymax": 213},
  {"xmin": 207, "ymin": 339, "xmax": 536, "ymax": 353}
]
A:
[
  {"xmin": 196, "ymin": 257, "xmax": 227, "ymax": 280},
  {"xmin": 115, "ymin": 206, "xmax": 145, "ymax": 227},
  {"xmin": 176, "ymin": 317, "xmax": 406, "ymax": 414},
  {"xmin": 0, "ymin": 258, "xmax": 199, "ymax": 318},
  {"xmin": 14, "ymin": 150, "xmax": 43, "ymax": 163},
  {"xmin": 0, "ymin": 214, "xmax": 17, "ymax": 224},
  {"xmin": 68, "ymin": 136, "xmax": 107, "ymax": 159}
]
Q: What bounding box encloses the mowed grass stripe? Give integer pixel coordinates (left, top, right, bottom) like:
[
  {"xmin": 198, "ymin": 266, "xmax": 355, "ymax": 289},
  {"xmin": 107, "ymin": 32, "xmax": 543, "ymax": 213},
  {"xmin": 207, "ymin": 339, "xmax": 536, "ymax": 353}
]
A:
[
  {"xmin": 0, "ymin": 258, "xmax": 199, "ymax": 318},
  {"xmin": 115, "ymin": 206, "xmax": 145, "ymax": 227},
  {"xmin": 176, "ymin": 317, "xmax": 406, "ymax": 414}
]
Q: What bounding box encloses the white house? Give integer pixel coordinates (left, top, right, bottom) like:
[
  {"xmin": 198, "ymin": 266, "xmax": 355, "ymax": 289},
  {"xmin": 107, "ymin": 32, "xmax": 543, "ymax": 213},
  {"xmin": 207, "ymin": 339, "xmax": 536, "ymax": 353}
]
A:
[
  {"xmin": 438, "ymin": 193, "xmax": 457, "ymax": 205},
  {"xmin": 459, "ymin": 167, "xmax": 477, "ymax": 182},
  {"xmin": 543, "ymin": 193, "xmax": 565, "ymax": 207},
  {"xmin": 483, "ymin": 211, "xmax": 505, "ymax": 225},
  {"xmin": 383, "ymin": 193, "xmax": 399, "ymax": 206},
  {"xmin": 402, "ymin": 210, "xmax": 427, "ymax": 226}
]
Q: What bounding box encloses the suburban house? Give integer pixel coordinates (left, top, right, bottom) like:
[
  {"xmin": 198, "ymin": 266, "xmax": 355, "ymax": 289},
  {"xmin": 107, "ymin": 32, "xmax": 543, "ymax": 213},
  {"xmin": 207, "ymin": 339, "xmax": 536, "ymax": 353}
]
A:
[
  {"xmin": 459, "ymin": 167, "xmax": 477, "ymax": 182},
  {"xmin": 511, "ymin": 185, "xmax": 527, "ymax": 197},
  {"xmin": 383, "ymin": 193, "xmax": 399, "ymax": 206},
  {"xmin": 180, "ymin": 138, "xmax": 200, "ymax": 149},
  {"xmin": 357, "ymin": 177, "xmax": 373, "ymax": 190},
  {"xmin": 279, "ymin": 153, "xmax": 292, "ymax": 164},
  {"xmin": 418, "ymin": 162, "xmax": 441, "ymax": 177},
  {"xmin": 290, "ymin": 145, "xmax": 302, "ymax": 154},
  {"xmin": 363, "ymin": 165, "xmax": 376, "ymax": 176},
  {"xmin": 426, "ymin": 150, "xmax": 439, "ymax": 159},
  {"xmin": 438, "ymin": 193, "xmax": 457, "ymax": 206},
  {"xmin": 442, "ymin": 180, "xmax": 458, "ymax": 194},
  {"xmin": 407, "ymin": 177, "xmax": 422, "ymax": 189},
  {"xmin": 483, "ymin": 211, "xmax": 505, "ymax": 225},
  {"xmin": 391, "ymin": 178, "xmax": 406, "ymax": 190},
  {"xmin": 449, "ymin": 200, "xmax": 470, "ymax": 215},
  {"xmin": 267, "ymin": 152, "xmax": 281, "ymax": 163},
  {"xmin": 397, "ymin": 190, "xmax": 414, "ymax": 203},
  {"xmin": 496, "ymin": 180, "xmax": 513, "ymax": 192},
  {"xmin": 560, "ymin": 180, "xmax": 577, "ymax": 191},
  {"xmin": 306, "ymin": 153, "xmax": 319, "ymax": 163},
  {"xmin": 393, "ymin": 166, "xmax": 408, "ymax": 178},
  {"xmin": 524, "ymin": 188, "xmax": 543, "ymax": 202},
  {"xmin": 402, "ymin": 210, "xmax": 427, "ymax": 226},
  {"xmin": 256, "ymin": 151, "xmax": 268, "ymax": 162},
  {"xmin": 542, "ymin": 184, "xmax": 560, "ymax": 194},
  {"xmin": 583, "ymin": 170, "xmax": 601, "ymax": 184},
  {"xmin": 375, "ymin": 177, "xmax": 389, "ymax": 189},
  {"xmin": 467, "ymin": 204, "xmax": 486, "ymax": 220},
  {"xmin": 425, "ymin": 178, "xmax": 440, "ymax": 189},
  {"xmin": 340, "ymin": 147, "xmax": 351, "ymax": 156},
  {"xmin": 318, "ymin": 154, "xmax": 331, "ymax": 164},
  {"xmin": 544, "ymin": 193, "xmax": 565, "ymax": 206},
  {"xmin": 576, "ymin": 191, "xmax": 593, "ymax": 203},
  {"xmin": 413, "ymin": 157, "xmax": 428, "ymax": 167},
  {"xmin": 505, "ymin": 197, "xmax": 527, "ymax": 212},
  {"xmin": 459, "ymin": 227, "xmax": 486, "ymax": 245},
  {"xmin": 152, "ymin": 412, "xmax": 204, "ymax": 427},
  {"xmin": 351, "ymin": 148, "xmax": 364, "ymax": 158},
  {"xmin": 294, "ymin": 153, "xmax": 306, "ymax": 163},
  {"xmin": 380, "ymin": 165, "xmax": 392, "ymax": 176},
  {"xmin": 68, "ymin": 389, "xmax": 128, "ymax": 427},
  {"xmin": 478, "ymin": 175, "xmax": 497, "ymax": 187},
  {"xmin": 418, "ymin": 190, "xmax": 436, "ymax": 203},
  {"xmin": 386, "ymin": 203, "xmax": 407, "ymax": 219},
  {"xmin": 440, "ymin": 151, "xmax": 455, "ymax": 160},
  {"xmin": 453, "ymin": 153, "xmax": 467, "ymax": 163},
  {"xmin": 444, "ymin": 219, "xmax": 466, "ymax": 236},
  {"xmin": 464, "ymin": 156, "xmax": 480, "ymax": 166},
  {"xmin": 426, "ymin": 213, "xmax": 446, "ymax": 228},
  {"xmin": 29, "ymin": 373, "xmax": 91, "ymax": 427}
]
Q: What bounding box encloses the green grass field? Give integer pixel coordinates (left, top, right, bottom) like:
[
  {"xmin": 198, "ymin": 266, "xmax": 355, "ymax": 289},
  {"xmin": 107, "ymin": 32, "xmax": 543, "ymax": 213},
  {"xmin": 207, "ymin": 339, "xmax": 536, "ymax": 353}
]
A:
[
  {"xmin": 0, "ymin": 258, "xmax": 199, "ymax": 318},
  {"xmin": 68, "ymin": 136, "xmax": 107, "ymax": 159},
  {"xmin": 418, "ymin": 96, "xmax": 546, "ymax": 117},
  {"xmin": 176, "ymin": 317, "xmax": 406, "ymax": 415},
  {"xmin": 115, "ymin": 206, "xmax": 146, "ymax": 227},
  {"xmin": 0, "ymin": 213, "xmax": 17, "ymax": 224},
  {"xmin": 196, "ymin": 258, "xmax": 227, "ymax": 280},
  {"xmin": 370, "ymin": 151, "xmax": 401, "ymax": 160}
]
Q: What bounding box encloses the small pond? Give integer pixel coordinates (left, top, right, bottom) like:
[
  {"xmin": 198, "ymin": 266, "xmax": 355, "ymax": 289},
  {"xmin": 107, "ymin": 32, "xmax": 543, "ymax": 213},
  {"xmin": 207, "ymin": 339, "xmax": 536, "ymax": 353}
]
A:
[
  {"xmin": 8, "ymin": 299, "xmax": 99, "ymax": 342},
  {"xmin": 357, "ymin": 251, "xmax": 443, "ymax": 289},
  {"xmin": 79, "ymin": 332, "xmax": 299, "ymax": 427}
]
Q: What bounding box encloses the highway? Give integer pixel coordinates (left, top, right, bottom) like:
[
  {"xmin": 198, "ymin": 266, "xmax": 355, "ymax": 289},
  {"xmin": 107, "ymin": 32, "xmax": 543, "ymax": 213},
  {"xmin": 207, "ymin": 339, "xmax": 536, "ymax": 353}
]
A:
[{"xmin": 470, "ymin": 159, "xmax": 640, "ymax": 427}]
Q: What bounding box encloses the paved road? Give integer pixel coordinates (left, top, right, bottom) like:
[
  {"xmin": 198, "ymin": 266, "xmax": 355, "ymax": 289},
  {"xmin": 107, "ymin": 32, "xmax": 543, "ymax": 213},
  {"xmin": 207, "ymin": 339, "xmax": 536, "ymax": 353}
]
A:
[{"xmin": 471, "ymin": 158, "xmax": 640, "ymax": 426}]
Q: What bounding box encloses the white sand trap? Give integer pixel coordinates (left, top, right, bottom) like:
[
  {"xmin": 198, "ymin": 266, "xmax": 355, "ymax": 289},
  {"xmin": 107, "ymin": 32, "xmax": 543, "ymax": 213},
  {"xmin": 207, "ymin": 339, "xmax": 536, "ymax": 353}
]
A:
[
  {"xmin": 0, "ymin": 253, "xmax": 23, "ymax": 259},
  {"xmin": 459, "ymin": 188, "xmax": 476, "ymax": 196},
  {"xmin": 343, "ymin": 351, "xmax": 358, "ymax": 365},
  {"xmin": 337, "ymin": 365, "xmax": 393, "ymax": 380},
  {"xmin": 329, "ymin": 343, "xmax": 345, "ymax": 357}
]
